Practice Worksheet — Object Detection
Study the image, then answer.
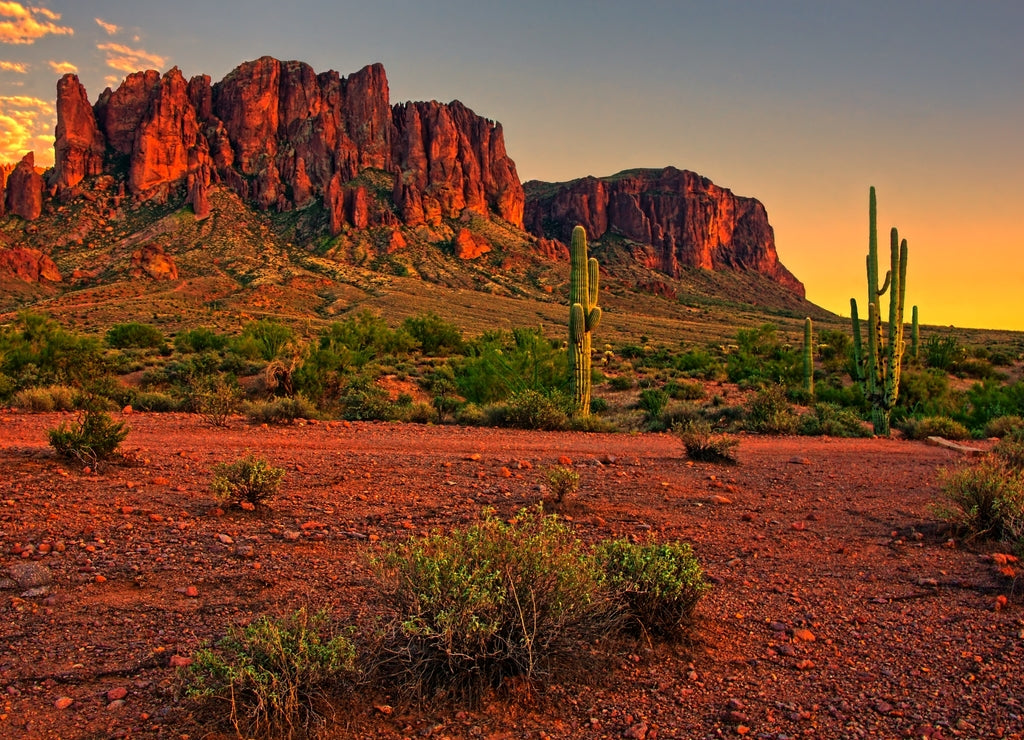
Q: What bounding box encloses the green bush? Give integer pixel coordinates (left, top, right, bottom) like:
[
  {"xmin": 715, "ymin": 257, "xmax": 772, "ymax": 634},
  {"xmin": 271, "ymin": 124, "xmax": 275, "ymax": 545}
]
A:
[
  {"xmin": 596, "ymin": 539, "xmax": 708, "ymax": 639},
  {"xmin": 589, "ymin": 397, "xmax": 609, "ymax": 413},
  {"xmin": 673, "ymin": 420, "xmax": 739, "ymax": 464},
  {"xmin": 798, "ymin": 403, "xmax": 871, "ymax": 438},
  {"xmin": 14, "ymin": 384, "xmax": 77, "ymax": 412},
  {"xmin": 637, "ymin": 388, "xmax": 669, "ymax": 421},
  {"xmin": 402, "ymin": 312, "xmax": 465, "ymax": 355},
  {"xmin": 105, "ymin": 322, "xmax": 165, "ymax": 349},
  {"xmin": 239, "ymin": 320, "xmax": 295, "ymax": 362},
  {"xmin": 374, "ymin": 506, "xmax": 619, "ymax": 699},
  {"xmin": 47, "ymin": 406, "xmax": 128, "ymax": 464},
  {"xmin": 336, "ymin": 374, "xmax": 395, "ymax": 421},
  {"xmin": 665, "ymin": 379, "xmax": 705, "ymax": 401},
  {"xmin": 190, "ymin": 373, "xmax": 242, "ymax": 427},
  {"xmin": 128, "ymin": 390, "xmax": 181, "ymax": 413},
  {"xmin": 545, "ymin": 466, "xmax": 580, "ymax": 503},
  {"xmin": 184, "ymin": 608, "xmax": 355, "ymax": 739},
  {"xmin": 744, "ymin": 385, "xmax": 799, "ymax": 434},
  {"xmin": 939, "ymin": 459, "xmax": 1024, "ymax": 543},
  {"xmin": 900, "ymin": 416, "xmax": 971, "ymax": 441},
  {"xmin": 245, "ymin": 396, "xmax": 318, "ymax": 425},
  {"xmin": 924, "ymin": 334, "xmax": 964, "ymax": 371},
  {"xmin": 211, "ymin": 455, "xmax": 285, "ymax": 508},
  {"xmin": 994, "ymin": 433, "xmax": 1024, "ymax": 471},
  {"xmin": 174, "ymin": 327, "xmax": 228, "ymax": 354},
  {"xmin": 501, "ymin": 389, "xmax": 569, "ymax": 431},
  {"xmin": 607, "ymin": 374, "xmax": 635, "ymax": 391},
  {"xmin": 985, "ymin": 415, "xmax": 1024, "ymax": 439}
]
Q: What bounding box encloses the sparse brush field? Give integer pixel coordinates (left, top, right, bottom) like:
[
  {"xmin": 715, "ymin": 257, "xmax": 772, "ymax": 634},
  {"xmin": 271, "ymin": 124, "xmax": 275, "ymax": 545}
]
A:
[{"xmin": 1, "ymin": 412, "xmax": 1022, "ymax": 739}]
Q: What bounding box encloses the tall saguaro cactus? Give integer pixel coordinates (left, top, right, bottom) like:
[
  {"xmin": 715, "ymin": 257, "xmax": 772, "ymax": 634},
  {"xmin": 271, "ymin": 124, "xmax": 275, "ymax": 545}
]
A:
[
  {"xmin": 850, "ymin": 187, "xmax": 908, "ymax": 435},
  {"xmin": 568, "ymin": 225, "xmax": 602, "ymax": 416},
  {"xmin": 803, "ymin": 317, "xmax": 814, "ymax": 397}
]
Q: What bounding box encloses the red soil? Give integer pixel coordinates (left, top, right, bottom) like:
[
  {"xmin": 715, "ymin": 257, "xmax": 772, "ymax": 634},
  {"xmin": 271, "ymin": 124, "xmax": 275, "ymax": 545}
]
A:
[{"xmin": 1, "ymin": 410, "xmax": 1021, "ymax": 739}]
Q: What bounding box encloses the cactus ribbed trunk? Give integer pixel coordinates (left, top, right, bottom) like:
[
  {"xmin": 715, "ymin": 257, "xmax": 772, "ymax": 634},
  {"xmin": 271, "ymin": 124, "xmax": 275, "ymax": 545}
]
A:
[
  {"xmin": 803, "ymin": 317, "xmax": 814, "ymax": 397},
  {"xmin": 911, "ymin": 305, "xmax": 919, "ymax": 361},
  {"xmin": 850, "ymin": 187, "xmax": 909, "ymax": 436},
  {"xmin": 568, "ymin": 225, "xmax": 601, "ymax": 416}
]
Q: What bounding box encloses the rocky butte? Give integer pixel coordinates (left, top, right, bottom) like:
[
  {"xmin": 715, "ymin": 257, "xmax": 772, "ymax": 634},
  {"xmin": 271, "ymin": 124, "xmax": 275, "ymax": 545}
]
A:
[{"xmin": 0, "ymin": 56, "xmax": 803, "ymax": 297}]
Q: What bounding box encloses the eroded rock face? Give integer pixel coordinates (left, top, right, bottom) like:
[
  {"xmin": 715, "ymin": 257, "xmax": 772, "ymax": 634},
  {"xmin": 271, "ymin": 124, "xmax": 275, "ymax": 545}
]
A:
[
  {"xmin": 453, "ymin": 228, "xmax": 491, "ymax": 260},
  {"xmin": 0, "ymin": 247, "xmax": 61, "ymax": 282},
  {"xmin": 53, "ymin": 75, "xmax": 106, "ymax": 193},
  {"xmin": 4, "ymin": 153, "xmax": 44, "ymax": 220},
  {"xmin": 524, "ymin": 167, "xmax": 804, "ymax": 296},
  {"xmin": 40, "ymin": 57, "xmax": 525, "ymax": 230}
]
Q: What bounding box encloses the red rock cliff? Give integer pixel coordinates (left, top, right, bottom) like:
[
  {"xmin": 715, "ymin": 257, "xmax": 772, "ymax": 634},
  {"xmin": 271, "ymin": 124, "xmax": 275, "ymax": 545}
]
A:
[
  {"xmin": 524, "ymin": 167, "xmax": 804, "ymax": 296},
  {"xmin": 36, "ymin": 57, "xmax": 524, "ymax": 232}
]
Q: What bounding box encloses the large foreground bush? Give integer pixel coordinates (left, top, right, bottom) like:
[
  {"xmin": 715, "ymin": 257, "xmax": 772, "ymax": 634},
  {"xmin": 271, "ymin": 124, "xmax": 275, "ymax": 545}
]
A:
[{"xmin": 374, "ymin": 506, "xmax": 618, "ymax": 699}]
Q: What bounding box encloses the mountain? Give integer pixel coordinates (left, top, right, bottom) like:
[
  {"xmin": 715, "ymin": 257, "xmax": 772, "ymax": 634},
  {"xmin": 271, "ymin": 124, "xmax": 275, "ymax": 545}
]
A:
[{"xmin": 0, "ymin": 57, "xmax": 812, "ymax": 334}]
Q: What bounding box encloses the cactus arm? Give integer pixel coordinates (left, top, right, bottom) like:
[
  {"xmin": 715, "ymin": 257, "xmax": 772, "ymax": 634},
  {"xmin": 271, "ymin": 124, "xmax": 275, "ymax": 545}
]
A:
[
  {"xmin": 570, "ymin": 303, "xmax": 585, "ymax": 345},
  {"xmin": 588, "ymin": 257, "xmax": 599, "ymax": 309},
  {"xmin": 803, "ymin": 317, "xmax": 814, "ymax": 396},
  {"xmin": 911, "ymin": 305, "xmax": 919, "ymax": 360},
  {"xmin": 850, "ymin": 298, "xmax": 863, "ymax": 382}
]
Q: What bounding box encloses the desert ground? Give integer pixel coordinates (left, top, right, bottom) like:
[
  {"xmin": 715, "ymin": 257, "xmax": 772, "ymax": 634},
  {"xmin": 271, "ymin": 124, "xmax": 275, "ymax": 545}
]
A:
[{"xmin": 1, "ymin": 410, "xmax": 1022, "ymax": 739}]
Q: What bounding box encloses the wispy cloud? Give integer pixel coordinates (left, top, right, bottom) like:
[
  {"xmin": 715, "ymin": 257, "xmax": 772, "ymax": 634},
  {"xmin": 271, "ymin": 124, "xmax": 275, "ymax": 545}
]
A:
[
  {"xmin": 103, "ymin": 74, "xmax": 119, "ymax": 88},
  {"xmin": 97, "ymin": 42, "xmax": 165, "ymax": 74},
  {"xmin": 94, "ymin": 17, "xmax": 119, "ymax": 36},
  {"xmin": 47, "ymin": 59, "xmax": 76, "ymax": 75},
  {"xmin": 0, "ymin": 59, "xmax": 27, "ymax": 72},
  {"xmin": 0, "ymin": 2, "xmax": 73, "ymax": 45},
  {"xmin": 0, "ymin": 94, "xmax": 54, "ymax": 165}
]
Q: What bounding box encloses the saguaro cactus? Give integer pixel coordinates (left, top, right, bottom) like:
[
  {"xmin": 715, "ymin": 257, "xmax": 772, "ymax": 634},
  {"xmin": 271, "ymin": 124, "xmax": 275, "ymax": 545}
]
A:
[
  {"xmin": 803, "ymin": 317, "xmax": 814, "ymax": 397},
  {"xmin": 568, "ymin": 225, "xmax": 601, "ymax": 416},
  {"xmin": 911, "ymin": 305, "xmax": 919, "ymax": 361},
  {"xmin": 850, "ymin": 187, "xmax": 908, "ymax": 436}
]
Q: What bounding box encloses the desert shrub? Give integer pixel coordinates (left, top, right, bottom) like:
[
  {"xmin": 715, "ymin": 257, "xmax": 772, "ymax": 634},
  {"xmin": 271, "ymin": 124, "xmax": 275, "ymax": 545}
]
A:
[
  {"xmin": 816, "ymin": 329, "xmax": 853, "ymax": 374},
  {"xmin": 401, "ymin": 402, "xmax": 435, "ymax": 424},
  {"xmin": 545, "ymin": 466, "xmax": 580, "ymax": 503},
  {"xmin": 454, "ymin": 403, "xmax": 488, "ymax": 427},
  {"xmin": 105, "ymin": 322, "xmax": 164, "ymax": 349},
  {"xmin": 953, "ymin": 357, "xmax": 999, "ymax": 380},
  {"xmin": 184, "ymin": 607, "xmax": 355, "ymax": 739},
  {"xmin": 798, "ymin": 403, "xmax": 871, "ymax": 438},
  {"xmin": 335, "ymin": 374, "xmax": 395, "ymax": 421},
  {"xmin": 13, "ymin": 384, "xmax": 76, "ymax": 412},
  {"xmin": 726, "ymin": 324, "xmax": 800, "ymax": 386},
  {"xmin": 607, "ymin": 374, "xmax": 635, "ymax": 391},
  {"xmin": 636, "ymin": 388, "xmax": 669, "ymax": 421},
  {"xmin": 744, "ymin": 385, "xmax": 799, "ymax": 434},
  {"xmin": 566, "ymin": 414, "xmax": 617, "ymax": 433},
  {"xmin": 896, "ymin": 369, "xmax": 959, "ymax": 420},
  {"xmin": 994, "ymin": 433, "xmax": 1024, "ymax": 471},
  {"xmin": 402, "ymin": 312, "xmax": 465, "ymax": 355},
  {"xmin": 245, "ymin": 396, "xmax": 317, "ymax": 425},
  {"xmin": 454, "ymin": 329, "xmax": 565, "ymax": 405},
  {"xmin": 900, "ymin": 416, "xmax": 971, "ymax": 441},
  {"xmin": 47, "ymin": 406, "xmax": 128, "ymax": 464},
  {"xmin": 374, "ymin": 506, "xmax": 618, "ymax": 699},
  {"xmin": 429, "ymin": 374, "xmax": 460, "ymax": 423},
  {"xmin": 672, "ymin": 348, "xmax": 720, "ymax": 379},
  {"xmin": 239, "ymin": 320, "xmax": 295, "ymax": 362},
  {"xmin": 211, "ymin": 455, "xmax": 285, "ymax": 508},
  {"xmin": 665, "ymin": 379, "xmax": 705, "ymax": 401},
  {"xmin": 939, "ymin": 459, "xmax": 1024, "ymax": 542},
  {"xmin": 814, "ymin": 376, "xmax": 864, "ymax": 409},
  {"xmin": 174, "ymin": 326, "xmax": 228, "ymax": 354},
  {"xmin": 660, "ymin": 403, "xmax": 703, "ymax": 431},
  {"xmin": 501, "ymin": 389, "xmax": 569, "ymax": 431},
  {"xmin": 190, "ymin": 373, "xmax": 242, "ymax": 427},
  {"xmin": 125, "ymin": 390, "xmax": 180, "ymax": 413},
  {"xmin": 673, "ymin": 420, "xmax": 739, "ymax": 464},
  {"xmin": 985, "ymin": 415, "xmax": 1024, "ymax": 439},
  {"xmin": 589, "ymin": 397, "xmax": 609, "ymax": 413},
  {"xmin": 924, "ymin": 334, "xmax": 964, "ymax": 371},
  {"xmin": 962, "ymin": 381, "xmax": 1024, "ymax": 431},
  {"xmin": 0, "ymin": 312, "xmax": 108, "ymax": 391},
  {"xmin": 595, "ymin": 539, "xmax": 708, "ymax": 639}
]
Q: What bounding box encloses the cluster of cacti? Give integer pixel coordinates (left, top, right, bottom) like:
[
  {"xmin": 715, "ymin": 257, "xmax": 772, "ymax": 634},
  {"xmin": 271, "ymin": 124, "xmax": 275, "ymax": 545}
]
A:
[
  {"xmin": 568, "ymin": 225, "xmax": 602, "ymax": 416},
  {"xmin": 850, "ymin": 187, "xmax": 908, "ymax": 435},
  {"xmin": 803, "ymin": 317, "xmax": 814, "ymax": 396}
]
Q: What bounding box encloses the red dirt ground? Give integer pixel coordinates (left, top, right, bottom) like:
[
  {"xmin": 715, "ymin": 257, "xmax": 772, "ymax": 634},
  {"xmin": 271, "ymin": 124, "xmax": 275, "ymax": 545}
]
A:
[{"xmin": 2, "ymin": 410, "xmax": 1022, "ymax": 739}]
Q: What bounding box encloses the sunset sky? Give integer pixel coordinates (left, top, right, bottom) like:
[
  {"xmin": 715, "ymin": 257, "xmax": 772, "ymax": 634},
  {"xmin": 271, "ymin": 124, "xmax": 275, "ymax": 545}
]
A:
[{"xmin": 2, "ymin": 1, "xmax": 1022, "ymax": 330}]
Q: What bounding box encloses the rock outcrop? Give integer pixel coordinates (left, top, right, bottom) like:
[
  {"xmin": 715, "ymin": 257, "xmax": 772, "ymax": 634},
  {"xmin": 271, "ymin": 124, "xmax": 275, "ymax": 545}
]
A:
[
  {"xmin": 33, "ymin": 57, "xmax": 524, "ymax": 231},
  {"xmin": 0, "ymin": 247, "xmax": 61, "ymax": 282},
  {"xmin": 524, "ymin": 167, "xmax": 804, "ymax": 296},
  {"xmin": 4, "ymin": 153, "xmax": 44, "ymax": 221},
  {"xmin": 52, "ymin": 75, "xmax": 106, "ymax": 194},
  {"xmin": 130, "ymin": 245, "xmax": 179, "ymax": 281}
]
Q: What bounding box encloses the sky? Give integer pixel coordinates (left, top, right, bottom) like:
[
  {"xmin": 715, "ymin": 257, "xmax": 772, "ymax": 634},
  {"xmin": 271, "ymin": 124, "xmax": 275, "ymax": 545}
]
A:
[{"xmin": 1, "ymin": 1, "xmax": 1022, "ymax": 331}]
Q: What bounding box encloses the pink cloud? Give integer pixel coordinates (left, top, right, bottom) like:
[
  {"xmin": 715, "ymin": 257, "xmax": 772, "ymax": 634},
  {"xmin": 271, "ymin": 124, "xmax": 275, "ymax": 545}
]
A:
[
  {"xmin": 0, "ymin": 94, "xmax": 55, "ymax": 165},
  {"xmin": 0, "ymin": 59, "xmax": 27, "ymax": 72},
  {"xmin": 97, "ymin": 42, "xmax": 165, "ymax": 74},
  {"xmin": 0, "ymin": 2, "xmax": 73, "ymax": 45},
  {"xmin": 47, "ymin": 59, "xmax": 76, "ymax": 75},
  {"xmin": 95, "ymin": 17, "xmax": 119, "ymax": 36}
]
